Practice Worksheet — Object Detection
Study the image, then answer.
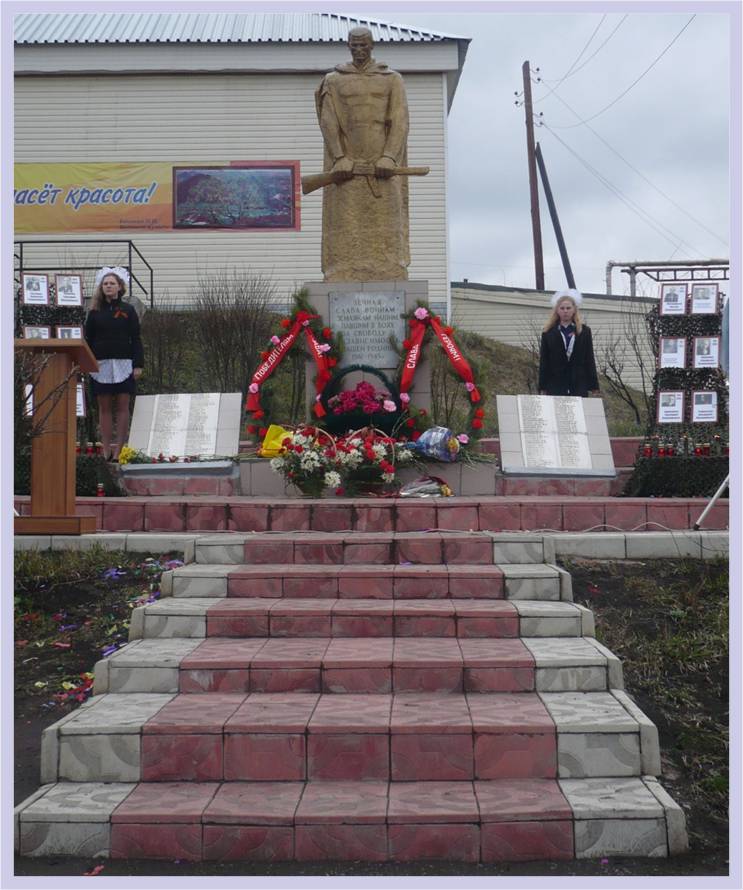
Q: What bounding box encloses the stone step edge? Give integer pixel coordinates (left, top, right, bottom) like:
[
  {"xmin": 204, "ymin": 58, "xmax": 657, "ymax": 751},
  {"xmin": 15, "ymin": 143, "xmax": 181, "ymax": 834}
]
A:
[
  {"xmin": 14, "ymin": 530, "xmax": 728, "ymax": 562},
  {"xmin": 91, "ymin": 636, "xmax": 624, "ymax": 697},
  {"xmin": 129, "ymin": 598, "xmax": 595, "ymax": 641},
  {"xmin": 164, "ymin": 563, "xmax": 572, "ymax": 605},
  {"xmin": 14, "ymin": 775, "xmax": 688, "ymax": 860},
  {"xmin": 40, "ymin": 689, "xmax": 659, "ymax": 784}
]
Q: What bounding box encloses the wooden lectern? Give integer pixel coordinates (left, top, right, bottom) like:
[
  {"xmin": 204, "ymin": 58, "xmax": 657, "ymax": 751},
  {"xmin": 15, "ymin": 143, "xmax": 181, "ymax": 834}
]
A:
[{"xmin": 15, "ymin": 339, "xmax": 99, "ymax": 535}]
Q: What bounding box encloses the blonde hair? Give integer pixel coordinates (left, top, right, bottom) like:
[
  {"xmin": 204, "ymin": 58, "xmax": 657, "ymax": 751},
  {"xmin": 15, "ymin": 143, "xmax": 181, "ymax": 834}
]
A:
[
  {"xmin": 91, "ymin": 273, "xmax": 127, "ymax": 311},
  {"xmin": 543, "ymin": 298, "xmax": 583, "ymax": 334}
]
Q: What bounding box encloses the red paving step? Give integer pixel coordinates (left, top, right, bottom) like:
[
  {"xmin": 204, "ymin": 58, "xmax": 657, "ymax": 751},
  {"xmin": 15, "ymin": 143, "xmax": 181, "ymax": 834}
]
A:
[
  {"xmin": 205, "ymin": 598, "xmax": 519, "ymax": 638},
  {"xmin": 14, "ymin": 494, "xmax": 728, "ymax": 533},
  {"xmin": 177, "ymin": 637, "xmax": 535, "ymax": 695},
  {"xmin": 108, "ymin": 778, "xmax": 574, "ymax": 862},
  {"xmin": 234, "ymin": 532, "xmax": 496, "ymax": 567},
  {"xmin": 138, "ymin": 692, "xmax": 557, "ymax": 783},
  {"xmin": 221, "ymin": 565, "xmax": 506, "ymax": 600}
]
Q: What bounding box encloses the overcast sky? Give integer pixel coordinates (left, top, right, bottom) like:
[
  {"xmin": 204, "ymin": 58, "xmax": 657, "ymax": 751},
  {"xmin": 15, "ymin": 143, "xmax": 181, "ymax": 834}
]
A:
[{"xmin": 384, "ymin": 6, "xmax": 731, "ymax": 297}]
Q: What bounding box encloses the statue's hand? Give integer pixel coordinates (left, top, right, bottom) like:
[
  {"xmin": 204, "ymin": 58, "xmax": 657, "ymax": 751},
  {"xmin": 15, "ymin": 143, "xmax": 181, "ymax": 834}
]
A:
[
  {"xmin": 375, "ymin": 156, "xmax": 396, "ymax": 178},
  {"xmin": 331, "ymin": 156, "xmax": 354, "ymax": 181}
]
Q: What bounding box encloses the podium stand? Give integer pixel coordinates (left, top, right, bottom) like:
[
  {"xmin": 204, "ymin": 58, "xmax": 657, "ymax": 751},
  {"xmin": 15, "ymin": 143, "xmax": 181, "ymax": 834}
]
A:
[{"xmin": 15, "ymin": 339, "xmax": 99, "ymax": 535}]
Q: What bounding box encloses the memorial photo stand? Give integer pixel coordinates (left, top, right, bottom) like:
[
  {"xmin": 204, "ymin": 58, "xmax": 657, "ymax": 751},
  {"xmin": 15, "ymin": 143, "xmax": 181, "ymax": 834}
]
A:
[{"xmin": 15, "ymin": 339, "xmax": 98, "ymax": 535}]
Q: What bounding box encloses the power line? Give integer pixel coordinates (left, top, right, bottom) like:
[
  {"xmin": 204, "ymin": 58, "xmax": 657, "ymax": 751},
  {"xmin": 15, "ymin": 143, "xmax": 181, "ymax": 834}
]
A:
[
  {"xmin": 540, "ymin": 122, "xmax": 703, "ymax": 258},
  {"xmin": 544, "ymin": 90, "xmax": 728, "ymax": 247},
  {"xmin": 536, "ymin": 15, "xmax": 628, "ymax": 102},
  {"xmin": 548, "ymin": 15, "xmax": 696, "ymax": 128},
  {"xmin": 537, "ymin": 14, "xmax": 607, "ymax": 96}
]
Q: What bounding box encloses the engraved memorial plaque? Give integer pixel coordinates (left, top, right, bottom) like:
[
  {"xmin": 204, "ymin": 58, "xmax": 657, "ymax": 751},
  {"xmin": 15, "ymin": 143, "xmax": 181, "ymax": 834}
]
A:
[
  {"xmin": 329, "ymin": 291, "xmax": 405, "ymax": 368},
  {"xmin": 497, "ymin": 394, "xmax": 614, "ymax": 476},
  {"xmin": 144, "ymin": 393, "xmax": 223, "ymax": 457}
]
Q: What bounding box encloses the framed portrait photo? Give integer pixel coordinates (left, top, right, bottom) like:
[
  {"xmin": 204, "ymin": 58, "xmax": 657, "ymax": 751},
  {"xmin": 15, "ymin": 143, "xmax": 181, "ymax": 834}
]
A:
[
  {"xmin": 23, "ymin": 325, "xmax": 51, "ymax": 339},
  {"xmin": 692, "ymin": 390, "xmax": 718, "ymax": 423},
  {"xmin": 54, "ymin": 274, "xmax": 83, "ymax": 307},
  {"xmin": 76, "ymin": 381, "xmax": 86, "ymax": 418},
  {"xmin": 693, "ymin": 336, "xmax": 720, "ymax": 369},
  {"xmin": 690, "ymin": 283, "xmax": 719, "ymax": 315},
  {"xmin": 659, "ymin": 282, "xmax": 687, "ymax": 316},
  {"xmin": 657, "ymin": 390, "xmax": 684, "ymax": 424},
  {"xmin": 56, "ymin": 325, "xmax": 83, "ymax": 340},
  {"xmin": 21, "ymin": 273, "xmax": 49, "ymax": 306},
  {"xmin": 659, "ymin": 337, "xmax": 687, "ymax": 369}
]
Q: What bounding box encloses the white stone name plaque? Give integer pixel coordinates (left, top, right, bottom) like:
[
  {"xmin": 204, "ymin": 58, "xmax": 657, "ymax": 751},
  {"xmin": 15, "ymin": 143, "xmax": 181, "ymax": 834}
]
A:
[
  {"xmin": 328, "ymin": 291, "xmax": 405, "ymax": 368},
  {"xmin": 129, "ymin": 392, "xmax": 242, "ymax": 458},
  {"xmin": 497, "ymin": 394, "xmax": 615, "ymax": 476}
]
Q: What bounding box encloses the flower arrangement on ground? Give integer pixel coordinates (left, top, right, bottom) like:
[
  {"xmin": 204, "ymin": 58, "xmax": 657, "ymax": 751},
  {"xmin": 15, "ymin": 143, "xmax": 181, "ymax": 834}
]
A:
[
  {"xmin": 335, "ymin": 427, "xmax": 414, "ymax": 495},
  {"xmin": 328, "ymin": 380, "xmax": 397, "ymax": 417},
  {"xmin": 268, "ymin": 426, "xmax": 339, "ymax": 497}
]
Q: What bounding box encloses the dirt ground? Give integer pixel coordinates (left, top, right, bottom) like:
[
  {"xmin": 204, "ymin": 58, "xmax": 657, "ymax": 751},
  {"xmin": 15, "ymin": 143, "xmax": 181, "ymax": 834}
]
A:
[{"xmin": 13, "ymin": 555, "xmax": 730, "ymax": 879}]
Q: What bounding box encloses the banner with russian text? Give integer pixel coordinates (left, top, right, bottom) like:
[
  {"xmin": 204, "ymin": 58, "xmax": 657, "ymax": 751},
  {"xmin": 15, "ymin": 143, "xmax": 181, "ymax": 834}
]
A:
[{"xmin": 14, "ymin": 161, "xmax": 300, "ymax": 233}]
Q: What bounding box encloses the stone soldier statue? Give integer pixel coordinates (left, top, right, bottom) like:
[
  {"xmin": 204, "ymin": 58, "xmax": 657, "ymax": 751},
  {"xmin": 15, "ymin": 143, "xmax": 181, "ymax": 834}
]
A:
[{"xmin": 314, "ymin": 27, "xmax": 411, "ymax": 282}]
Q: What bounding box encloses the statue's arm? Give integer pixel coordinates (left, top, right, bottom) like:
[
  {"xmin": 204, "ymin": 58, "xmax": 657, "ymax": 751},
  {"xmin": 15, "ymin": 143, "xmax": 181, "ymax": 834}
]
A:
[
  {"xmin": 315, "ymin": 77, "xmax": 353, "ymax": 172},
  {"xmin": 381, "ymin": 73, "xmax": 409, "ymax": 165}
]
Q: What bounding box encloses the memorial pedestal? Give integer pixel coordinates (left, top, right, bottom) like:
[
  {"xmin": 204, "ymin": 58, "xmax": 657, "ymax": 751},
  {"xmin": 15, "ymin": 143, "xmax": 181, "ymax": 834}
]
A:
[
  {"xmin": 15, "ymin": 339, "xmax": 98, "ymax": 535},
  {"xmin": 303, "ymin": 280, "xmax": 432, "ymax": 421}
]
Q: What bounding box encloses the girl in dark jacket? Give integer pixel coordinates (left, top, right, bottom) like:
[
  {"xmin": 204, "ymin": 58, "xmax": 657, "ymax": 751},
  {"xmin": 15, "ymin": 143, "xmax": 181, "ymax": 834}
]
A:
[
  {"xmin": 538, "ymin": 288, "xmax": 599, "ymax": 398},
  {"xmin": 84, "ymin": 267, "xmax": 144, "ymax": 460}
]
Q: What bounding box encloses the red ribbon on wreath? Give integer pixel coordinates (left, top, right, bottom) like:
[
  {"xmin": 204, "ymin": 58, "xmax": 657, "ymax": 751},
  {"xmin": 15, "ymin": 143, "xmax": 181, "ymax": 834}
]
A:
[
  {"xmin": 399, "ymin": 312, "xmax": 480, "ymax": 404},
  {"xmin": 245, "ymin": 312, "xmax": 329, "ymax": 419}
]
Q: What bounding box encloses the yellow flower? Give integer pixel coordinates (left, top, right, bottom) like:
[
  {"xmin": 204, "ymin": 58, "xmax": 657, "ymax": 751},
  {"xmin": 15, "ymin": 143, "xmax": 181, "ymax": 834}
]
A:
[{"xmin": 118, "ymin": 445, "xmax": 136, "ymax": 465}]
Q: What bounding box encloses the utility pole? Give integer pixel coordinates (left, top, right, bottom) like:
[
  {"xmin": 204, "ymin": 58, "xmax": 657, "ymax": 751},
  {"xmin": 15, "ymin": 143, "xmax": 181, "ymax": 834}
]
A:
[
  {"xmin": 522, "ymin": 60, "xmax": 544, "ymax": 290},
  {"xmin": 535, "ymin": 142, "xmax": 575, "ymax": 289}
]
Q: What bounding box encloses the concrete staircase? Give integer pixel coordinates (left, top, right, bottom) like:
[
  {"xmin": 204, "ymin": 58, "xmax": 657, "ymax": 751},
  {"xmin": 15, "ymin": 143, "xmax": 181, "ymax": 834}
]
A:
[{"xmin": 15, "ymin": 528, "xmax": 688, "ymax": 863}]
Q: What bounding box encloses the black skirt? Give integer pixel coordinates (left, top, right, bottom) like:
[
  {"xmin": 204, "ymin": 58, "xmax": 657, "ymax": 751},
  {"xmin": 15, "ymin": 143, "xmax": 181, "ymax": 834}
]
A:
[{"xmin": 90, "ymin": 374, "xmax": 137, "ymax": 397}]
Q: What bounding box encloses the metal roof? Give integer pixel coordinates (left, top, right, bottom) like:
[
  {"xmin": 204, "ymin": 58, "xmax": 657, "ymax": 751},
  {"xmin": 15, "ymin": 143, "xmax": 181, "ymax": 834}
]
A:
[{"xmin": 14, "ymin": 12, "xmax": 466, "ymax": 45}]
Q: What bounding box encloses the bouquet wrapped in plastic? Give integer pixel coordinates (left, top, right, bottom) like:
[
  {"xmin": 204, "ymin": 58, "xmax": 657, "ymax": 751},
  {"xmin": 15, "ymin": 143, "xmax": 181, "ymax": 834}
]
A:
[
  {"xmin": 399, "ymin": 476, "xmax": 453, "ymax": 498},
  {"xmin": 404, "ymin": 426, "xmax": 460, "ymax": 462}
]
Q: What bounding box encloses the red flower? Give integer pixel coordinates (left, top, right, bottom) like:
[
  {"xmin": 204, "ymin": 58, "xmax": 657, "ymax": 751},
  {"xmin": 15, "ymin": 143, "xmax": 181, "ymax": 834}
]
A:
[
  {"xmin": 411, "ymin": 430, "xmax": 421, "ymax": 441},
  {"xmin": 280, "ymin": 318, "xmax": 291, "ymax": 329},
  {"xmin": 247, "ymin": 425, "xmax": 257, "ymax": 434},
  {"xmin": 282, "ymin": 437, "xmax": 292, "ymax": 447},
  {"xmin": 260, "ymin": 351, "xmax": 269, "ymax": 360},
  {"xmin": 403, "ymin": 339, "xmax": 412, "ymax": 350},
  {"xmin": 419, "ymin": 409, "xmax": 427, "ymax": 416},
  {"xmin": 256, "ymin": 427, "xmax": 266, "ymax": 437},
  {"xmin": 335, "ymin": 487, "xmax": 345, "ymax": 496},
  {"xmin": 253, "ymin": 409, "xmax": 265, "ymax": 419},
  {"xmin": 406, "ymin": 418, "xmax": 416, "ymax": 428},
  {"xmin": 475, "ymin": 408, "xmax": 485, "ymax": 418},
  {"xmin": 328, "ymin": 357, "xmax": 338, "ymax": 367},
  {"xmin": 295, "ymin": 445, "xmax": 304, "ymax": 454},
  {"xmin": 322, "ymin": 327, "xmax": 332, "ymax": 339},
  {"xmin": 471, "ymin": 419, "xmax": 483, "ymax": 429},
  {"xmin": 444, "ymin": 326, "xmax": 453, "ymax": 335}
]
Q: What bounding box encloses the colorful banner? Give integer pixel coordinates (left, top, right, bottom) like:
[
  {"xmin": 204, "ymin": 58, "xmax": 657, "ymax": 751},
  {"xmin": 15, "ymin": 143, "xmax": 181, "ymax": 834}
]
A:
[{"xmin": 14, "ymin": 161, "xmax": 299, "ymax": 233}]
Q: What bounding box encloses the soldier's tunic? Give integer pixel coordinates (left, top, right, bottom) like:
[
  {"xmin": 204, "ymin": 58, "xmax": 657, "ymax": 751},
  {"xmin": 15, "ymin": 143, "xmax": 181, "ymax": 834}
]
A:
[{"xmin": 315, "ymin": 59, "xmax": 410, "ymax": 281}]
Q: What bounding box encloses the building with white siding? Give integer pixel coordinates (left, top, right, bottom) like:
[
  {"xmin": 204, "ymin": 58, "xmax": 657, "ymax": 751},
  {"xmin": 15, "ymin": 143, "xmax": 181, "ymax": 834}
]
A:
[
  {"xmin": 451, "ymin": 281, "xmax": 657, "ymax": 390},
  {"xmin": 14, "ymin": 12, "xmax": 469, "ymax": 313}
]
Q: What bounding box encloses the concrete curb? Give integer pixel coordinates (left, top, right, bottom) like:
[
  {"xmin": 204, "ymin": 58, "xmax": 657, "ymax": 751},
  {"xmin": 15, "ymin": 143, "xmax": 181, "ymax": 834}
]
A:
[{"xmin": 13, "ymin": 530, "xmax": 728, "ymax": 561}]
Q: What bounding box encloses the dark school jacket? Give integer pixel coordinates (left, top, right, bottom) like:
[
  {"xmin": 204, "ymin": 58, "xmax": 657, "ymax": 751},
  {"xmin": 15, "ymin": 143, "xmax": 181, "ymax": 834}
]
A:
[
  {"xmin": 538, "ymin": 324, "xmax": 599, "ymax": 397},
  {"xmin": 84, "ymin": 298, "xmax": 144, "ymax": 368}
]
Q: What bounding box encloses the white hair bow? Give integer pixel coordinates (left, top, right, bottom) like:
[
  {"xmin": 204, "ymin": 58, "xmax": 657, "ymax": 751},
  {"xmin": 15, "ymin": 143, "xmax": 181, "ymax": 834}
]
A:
[
  {"xmin": 95, "ymin": 266, "xmax": 130, "ymax": 288},
  {"xmin": 551, "ymin": 288, "xmax": 583, "ymax": 308}
]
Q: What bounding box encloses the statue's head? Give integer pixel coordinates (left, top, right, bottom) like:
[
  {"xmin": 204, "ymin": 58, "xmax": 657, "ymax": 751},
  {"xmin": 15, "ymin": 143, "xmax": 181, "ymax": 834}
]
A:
[{"xmin": 347, "ymin": 27, "xmax": 373, "ymax": 67}]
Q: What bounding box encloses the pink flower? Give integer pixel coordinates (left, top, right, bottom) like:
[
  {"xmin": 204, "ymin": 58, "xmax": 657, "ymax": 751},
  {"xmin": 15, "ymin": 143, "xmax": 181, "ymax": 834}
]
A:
[
  {"xmin": 270, "ymin": 335, "xmax": 281, "ymax": 345},
  {"xmin": 315, "ymin": 394, "xmax": 322, "ymax": 401},
  {"xmin": 302, "ymin": 319, "xmax": 310, "ymax": 327},
  {"xmin": 248, "ymin": 383, "xmax": 259, "ymax": 394},
  {"xmin": 465, "ymin": 382, "xmax": 475, "ymax": 392},
  {"xmin": 414, "ymin": 307, "xmax": 429, "ymax": 320},
  {"xmin": 383, "ymin": 400, "xmax": 396, "ymax": 413},
  {"xmin": 318, "ymin": 343, "xmax": 331, "ymax": 353},
  {"xmin": 456, "ymin": 434, "xmax": 470, "ymax": 444},
  {"xmin": 400, "ymin": 392, "xmax": 411, "ymax": 404}
]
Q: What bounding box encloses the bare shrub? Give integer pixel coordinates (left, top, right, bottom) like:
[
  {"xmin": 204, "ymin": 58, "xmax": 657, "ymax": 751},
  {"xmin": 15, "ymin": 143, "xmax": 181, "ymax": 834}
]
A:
[{"xmin": 190, "ymin": 270, "xmax": 277, "ymax": 398}]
